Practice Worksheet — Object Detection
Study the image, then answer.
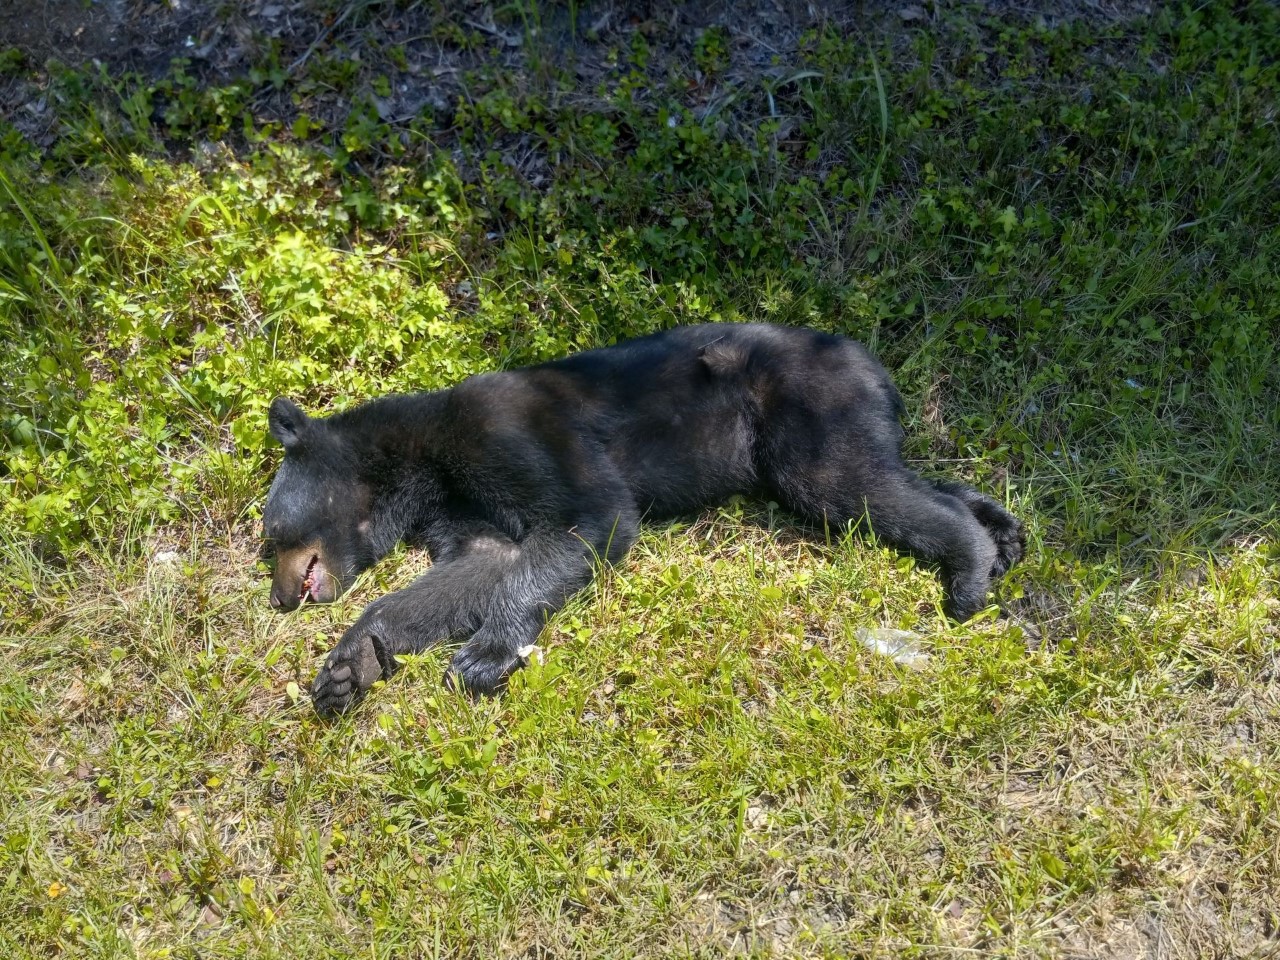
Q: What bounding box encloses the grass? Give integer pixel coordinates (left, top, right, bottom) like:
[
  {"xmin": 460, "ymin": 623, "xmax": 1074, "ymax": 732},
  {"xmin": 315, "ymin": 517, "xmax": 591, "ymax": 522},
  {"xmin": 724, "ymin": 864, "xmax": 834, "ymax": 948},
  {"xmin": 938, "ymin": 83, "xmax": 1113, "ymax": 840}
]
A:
[
  {"xmin": 4, "ymin": 517, "xmax": 1277, "ymax": 956},
  {"xmin": 1, "ymin": 1, "xmax": 1278, "ymax": 956}
]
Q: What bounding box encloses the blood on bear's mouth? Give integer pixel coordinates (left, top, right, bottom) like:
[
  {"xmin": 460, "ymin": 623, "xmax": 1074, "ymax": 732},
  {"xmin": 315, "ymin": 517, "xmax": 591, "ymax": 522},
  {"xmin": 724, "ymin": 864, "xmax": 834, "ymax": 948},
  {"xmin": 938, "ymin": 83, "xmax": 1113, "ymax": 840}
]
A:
[{"xmin": 299, "ymin": 554, "xmax": 319, "ymax": 602}]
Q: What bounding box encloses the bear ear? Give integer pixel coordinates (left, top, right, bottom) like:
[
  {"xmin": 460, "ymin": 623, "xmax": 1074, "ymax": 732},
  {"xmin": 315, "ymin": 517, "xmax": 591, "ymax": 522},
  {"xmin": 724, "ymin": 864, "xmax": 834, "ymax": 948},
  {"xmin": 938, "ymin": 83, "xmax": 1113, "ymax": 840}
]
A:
[{"xmin": 268, "ymin": 397, "xmax": 312, "ymax": 452}]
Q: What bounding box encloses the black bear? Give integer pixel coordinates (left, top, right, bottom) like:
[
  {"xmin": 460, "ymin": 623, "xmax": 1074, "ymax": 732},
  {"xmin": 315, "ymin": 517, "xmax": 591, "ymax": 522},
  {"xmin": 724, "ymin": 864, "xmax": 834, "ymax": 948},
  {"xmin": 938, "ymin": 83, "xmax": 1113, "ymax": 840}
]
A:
[{"xmin": 262, "ymin": 323, "xmax": 1023, "ymax": 716}]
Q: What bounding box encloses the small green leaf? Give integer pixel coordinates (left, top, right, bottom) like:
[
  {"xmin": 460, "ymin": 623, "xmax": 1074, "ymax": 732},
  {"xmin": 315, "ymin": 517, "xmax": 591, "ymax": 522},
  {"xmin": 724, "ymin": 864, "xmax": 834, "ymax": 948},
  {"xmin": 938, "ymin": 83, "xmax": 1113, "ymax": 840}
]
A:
[{"xmin": 1039, "ymin": 852, "xmax": 1067, "ymax": 881}]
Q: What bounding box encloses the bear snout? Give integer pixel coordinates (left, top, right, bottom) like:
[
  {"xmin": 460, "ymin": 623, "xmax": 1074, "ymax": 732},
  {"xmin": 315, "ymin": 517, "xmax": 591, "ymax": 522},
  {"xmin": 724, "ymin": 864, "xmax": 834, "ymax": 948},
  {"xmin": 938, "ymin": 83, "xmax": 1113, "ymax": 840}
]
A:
[{"xmin": 271, "ymin": 547, "xmax": 338, "ymax": 611}]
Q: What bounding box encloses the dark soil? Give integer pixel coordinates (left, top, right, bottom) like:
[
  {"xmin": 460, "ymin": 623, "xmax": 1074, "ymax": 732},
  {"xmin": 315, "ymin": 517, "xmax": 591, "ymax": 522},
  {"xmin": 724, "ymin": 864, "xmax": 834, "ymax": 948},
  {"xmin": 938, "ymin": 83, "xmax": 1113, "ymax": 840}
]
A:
[
  {"xmin": 0, "ymin": 1, "xmax": 1157, "ymax": 167},
  {"xmin": 0, "ymin": 1, "xmax": 1156, "ymax": 94}
]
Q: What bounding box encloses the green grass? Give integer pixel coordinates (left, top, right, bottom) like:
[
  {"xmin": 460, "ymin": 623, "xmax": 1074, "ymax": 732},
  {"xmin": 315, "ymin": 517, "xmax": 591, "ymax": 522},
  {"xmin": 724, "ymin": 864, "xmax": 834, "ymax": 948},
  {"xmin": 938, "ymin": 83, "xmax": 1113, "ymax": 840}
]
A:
[{"xmin": 2, "ymin": 1, "xmax": 1278, "ymax": 956}]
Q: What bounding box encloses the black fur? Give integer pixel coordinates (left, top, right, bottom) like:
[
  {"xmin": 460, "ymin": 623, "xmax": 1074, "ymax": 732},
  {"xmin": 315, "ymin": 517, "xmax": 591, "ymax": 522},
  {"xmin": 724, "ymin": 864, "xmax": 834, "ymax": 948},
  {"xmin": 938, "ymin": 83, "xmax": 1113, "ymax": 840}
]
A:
[{"xmin": 261, "ymin": 323, "xmax": 1024, "ymax": 716}]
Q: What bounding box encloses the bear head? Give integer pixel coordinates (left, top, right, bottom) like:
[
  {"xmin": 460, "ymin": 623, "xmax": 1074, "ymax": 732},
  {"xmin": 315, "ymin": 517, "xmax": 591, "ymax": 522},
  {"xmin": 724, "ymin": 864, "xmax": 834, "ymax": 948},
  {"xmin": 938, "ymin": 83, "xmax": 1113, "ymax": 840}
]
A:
[{"xmin": 262, "ymin": 397, "xmax": 378, "ymax": 611}]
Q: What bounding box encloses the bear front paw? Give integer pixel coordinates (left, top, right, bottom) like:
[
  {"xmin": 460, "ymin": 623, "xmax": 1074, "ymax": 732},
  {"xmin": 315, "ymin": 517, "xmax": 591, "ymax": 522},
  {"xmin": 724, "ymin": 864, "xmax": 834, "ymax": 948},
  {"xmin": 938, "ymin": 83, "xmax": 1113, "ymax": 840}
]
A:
[
  {"xmin": 445, "ymin": 638, "xmax": 524, "ymax": 697},
  {"xmin": 311, "ymin": 631, "xmax": 396, "ymax": 717}
]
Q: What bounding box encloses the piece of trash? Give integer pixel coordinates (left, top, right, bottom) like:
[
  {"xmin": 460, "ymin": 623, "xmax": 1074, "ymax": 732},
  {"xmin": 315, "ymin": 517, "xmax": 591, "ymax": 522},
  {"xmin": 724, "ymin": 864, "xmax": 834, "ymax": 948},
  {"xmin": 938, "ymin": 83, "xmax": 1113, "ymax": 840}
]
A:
[
  {"xmin": 855, "ymin": 627, "xmax": 931, "ymax": 668},
  {"xmin": 517, "ymin": 644, "xmax": 543, "ymax": 664}
]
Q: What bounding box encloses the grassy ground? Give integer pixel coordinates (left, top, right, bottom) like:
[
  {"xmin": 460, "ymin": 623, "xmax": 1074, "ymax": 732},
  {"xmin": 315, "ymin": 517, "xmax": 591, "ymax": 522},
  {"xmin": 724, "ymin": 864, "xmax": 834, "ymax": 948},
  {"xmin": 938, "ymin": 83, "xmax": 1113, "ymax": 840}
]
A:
[{"xmin": 2, "ymin": 1, "xmax": 1278, "ymax": 956}]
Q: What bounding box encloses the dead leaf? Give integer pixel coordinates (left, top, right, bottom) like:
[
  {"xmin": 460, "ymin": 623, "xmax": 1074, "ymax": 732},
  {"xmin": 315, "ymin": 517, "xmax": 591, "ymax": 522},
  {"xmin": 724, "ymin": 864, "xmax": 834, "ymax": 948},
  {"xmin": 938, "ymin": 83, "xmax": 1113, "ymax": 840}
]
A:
[{"xmin": 63, "ymin": 678, "xmax": 89, "ymax": 710}]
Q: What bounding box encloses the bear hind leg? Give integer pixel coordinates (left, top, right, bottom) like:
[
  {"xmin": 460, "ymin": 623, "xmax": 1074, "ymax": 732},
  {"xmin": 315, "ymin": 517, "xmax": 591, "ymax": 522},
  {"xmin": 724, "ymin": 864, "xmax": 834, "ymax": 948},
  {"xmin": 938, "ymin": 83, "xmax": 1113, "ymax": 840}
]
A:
[
  {"xmin": 779, "ymin": 471, "xmax": 1001, "ymax": 622},
  {"xmin": 928, "ymin": 478, "xmax": 1025, "ymax": 577}
]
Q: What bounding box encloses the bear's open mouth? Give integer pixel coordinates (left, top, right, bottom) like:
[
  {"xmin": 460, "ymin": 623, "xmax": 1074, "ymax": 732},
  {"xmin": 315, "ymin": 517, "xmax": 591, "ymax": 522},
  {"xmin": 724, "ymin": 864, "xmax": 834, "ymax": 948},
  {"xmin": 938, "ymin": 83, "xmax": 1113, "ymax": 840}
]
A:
[{"xmin": 299, "ymin": 554, "xmax": 319, "ymax": 602}]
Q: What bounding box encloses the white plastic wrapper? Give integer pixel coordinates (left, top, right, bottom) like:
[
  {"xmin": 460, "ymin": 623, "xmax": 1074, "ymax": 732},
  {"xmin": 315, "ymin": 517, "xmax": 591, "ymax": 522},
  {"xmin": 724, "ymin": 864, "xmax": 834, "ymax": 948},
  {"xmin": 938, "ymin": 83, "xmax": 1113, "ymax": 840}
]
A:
[{"xmin": 854, "ymin": 627, "xmax": 931, "ymax": 669}]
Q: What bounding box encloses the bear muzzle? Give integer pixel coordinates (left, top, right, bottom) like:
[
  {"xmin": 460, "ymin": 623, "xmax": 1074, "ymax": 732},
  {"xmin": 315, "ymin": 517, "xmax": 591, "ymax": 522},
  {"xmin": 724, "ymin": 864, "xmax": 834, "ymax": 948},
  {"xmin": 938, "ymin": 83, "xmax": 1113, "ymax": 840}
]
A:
[{"xmin": 270, "ymin": 546, "xmax": 339, "ymax": 611}]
